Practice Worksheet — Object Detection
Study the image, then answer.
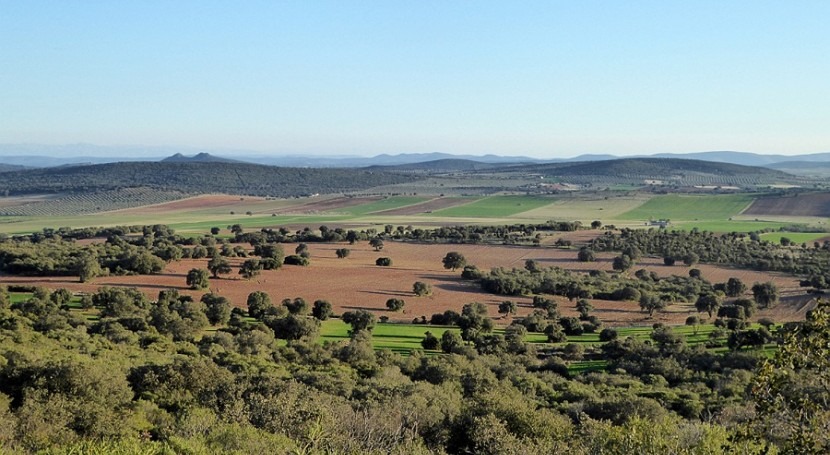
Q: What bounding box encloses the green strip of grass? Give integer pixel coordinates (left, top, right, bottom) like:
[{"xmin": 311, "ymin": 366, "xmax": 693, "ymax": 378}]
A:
[
  {"xmin": 619, "ymin": 194, "xmax": 754, "ymax": 222},
  {"xmin": 429, "ymin": 196, "xmax": 555, "ymax": 218},
  {"xmin": 341, "ymin": 196, "xmax": 429, "ymax": 216}
]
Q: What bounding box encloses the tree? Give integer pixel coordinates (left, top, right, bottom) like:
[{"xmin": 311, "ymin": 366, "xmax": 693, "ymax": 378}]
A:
[
  {"xmin": 639, "ymin": 293, "xmax": 666, "ymax": 317},
  {"xmin": 295, "ymin": 243, "xmax": 309, "ymax": 256},
  {"xmin": 201, "ymin": 293, "xmax": 231, "ymax": 325},
  {"xmin": 688, "ymin": 268, "xmax": 702, "ymax": 279},
  {"xmin": 246, "ymin": 291, "xmax": 272, "ymax": 319},
  {"xmin": 442, "ymin": 252, "xmax": 467, "ymax": 271},
  {"xmin": 440, "ymin": 330, "xmax": 464, "ymax": 353},
  {"xmin": 186, "ymin": 268, "xmax": 210, "ymax": 290},
  {"xmin": 685, "ymin": 315, "xmax": 701, "ymax": 335},
  {"xmin": 280, "ymin": 297, "xmax": 307, "ymax": 315},
  {"xmin": 342, "ymin": 310, "xmax": 376, "ymax": 335},
  {"xmin": 312, "ymin": 300, "xmax": 333, "ymax": 320},
  {"xmin": 577, "ymin": 247, "xmax": 596, "ymax": 262},
  {"xmin": 238, "ymin": 259, "xmax": 262, "ymax": 280},
  {"xmin": 725, "ymin": 277, "xmax": 747, "ymax": 297},
  {"xmin": 591, "ymin": 220, "xmax": 603, "ymax": 229},
  {"xmin": 612, "ymin": 254, "xmax": 633, "ymax": 272},
  {"xmin": 346, "ymin": 230, "xmax": 359, "ymax": 244},
  {"xmin": 458, "ymin": 302, "xmax": 493, "ymax": 339},
  {"xmin": 257, "ymin": 244, "xmax": 284, "ymax": 268},
  {"xmin": 524, "ymin": 259, "xmax": 540, "ymax": 273},
  {"xmin": 207, "ymin": 256, "xmax": 232, "ymax": 278},
  {"xmin": 752, "ymin": 282, "xmax": 779, "ymax": 308},
  {"xmin": 498, "ymin": 300, "xmax": 517, "ymax": 318},
  {"xmin": 76, "ymin": 254, "xmax": 102, "ymax": 283},
  {"xmin": 695, "ymin": 293, "xmax": 721, "ymax": 318},
  {"xmin": 599, "ymin": 327, "xmax": 618, "ymax": 342},
  {"xmin": 750, "ymin": 299, "xmax": 830, "ymax": 453},
  {"xmin": 335, "ymin": 248, "xmax": 350, "ymax": 259},
  {"xmin": 421, "ymin": 331, "xmax": 440, "ymax": 350},
  {"xmin": 385, "ymin": 298, "xmax": 405, "ymax": 312},
  {"xmin": 576, "ymin": 299, "xmax": 594, "ymax": 320},
  {"xmin": 683, "ymin": 253, "xmax": 700, "ymax": 267},
  {"xmin": 210, "ymin": 227, "xmax": 220, "ymax": 235},
  {"xmin": 369, "ymin": 238, "xmax": 384, "ymax": 251},
  {"xmin": 413, "ymin": 281, "xmax": 432, "ymax": 297},
  {"xmin": 663, "ymin": 256, "xmax": 676, "ymax": 266}
]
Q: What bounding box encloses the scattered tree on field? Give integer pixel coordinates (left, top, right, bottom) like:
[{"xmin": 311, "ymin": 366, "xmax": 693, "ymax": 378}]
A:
[
  {"xmin": 385, "ymin": 298, "xmax": 405, "ymax": 312},
  {"xmin": 238, "ymin": 259, "xmax": 262, "ymax": 280},
  {"xmin": 369, "ymin": 238, "xmax": 384, "ymax": 251},
  {"xmin": 498, "ymin": 300, "xmax": 517, "ymax": 318},
  {"xmin": 413, "ymin": 281, "xmax": 432, "ymax": 297},
  {"xmin": 207, "ymin": 256, "xmax": 232, "ymax": 278},
  {"xmin": 752, "ymin": 282, "xmax": 779, "ymax": 308},
  {"xmin": 335, "ymin": 248, "xmax": 350, "ymax": 258},
  {"xmin": 441, "ymin": 251, "xmax": 467, "ymax": 271},
  {"xmin": 186, "ymin": 268, "xmax": 210, "ymax": 290}
]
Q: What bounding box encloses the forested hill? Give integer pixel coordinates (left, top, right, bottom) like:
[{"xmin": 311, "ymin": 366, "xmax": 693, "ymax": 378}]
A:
[
  {"xmin": 0, "ymin": 161, "xmax": 420, "ymax": 197},
  {"xmin": 502, "ymin": 158, "xmax": 797, "ymax": 186}
]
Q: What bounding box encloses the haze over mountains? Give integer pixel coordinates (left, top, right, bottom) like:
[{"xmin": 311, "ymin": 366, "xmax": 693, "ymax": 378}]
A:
[{"xmin": 1, "ymin": 143, "xmax": 830, "ymax": 170}]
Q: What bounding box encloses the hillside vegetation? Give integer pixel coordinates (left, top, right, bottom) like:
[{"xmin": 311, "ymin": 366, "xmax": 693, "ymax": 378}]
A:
[
  {"xmin": 0, "ymin": 162, "xmax": 420, "ymax": 198},
  {"xmin": 504, "ymin": 158, "xmax": 797, "ymax": 187}
]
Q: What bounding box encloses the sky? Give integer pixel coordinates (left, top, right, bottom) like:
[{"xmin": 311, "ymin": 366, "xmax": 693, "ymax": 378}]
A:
[{"xmin": 1, "ymin": 1, "xmax": 828, "ymax": 158}]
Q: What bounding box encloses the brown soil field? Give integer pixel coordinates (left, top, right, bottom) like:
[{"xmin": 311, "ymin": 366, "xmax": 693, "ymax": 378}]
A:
[
  {"xmin": 2, "ymin": 242, "xmax": 812, "ymax": 327},
  {"xmin": 373, "ymin": 197, "xmax": 470, "ymax": 216},
  {"xmin": 744, "ymin": 192, "xmax": 830, "ymax": 217},
  {"xmin": 271, "ymin": 196, "xmax": 382, "ymax": 214},
  {"xmin": 114, "ymin": 194, "xmax": 263, "ymax": 214}
]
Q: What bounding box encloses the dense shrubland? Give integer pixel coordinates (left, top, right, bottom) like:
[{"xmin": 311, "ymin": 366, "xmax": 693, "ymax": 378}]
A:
[{"xmin": 0, "ymin": 281, "xmax": 827, "ymax": 453}]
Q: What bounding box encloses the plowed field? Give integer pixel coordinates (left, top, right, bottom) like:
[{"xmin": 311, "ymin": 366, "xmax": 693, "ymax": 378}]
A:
[
  {"xmin": 2, "ymin": 242, "xmax": 810, "ymax": 326},
  {"xmin": 745, "ymin": 192, "xmax": 830, "ymax": 217}
]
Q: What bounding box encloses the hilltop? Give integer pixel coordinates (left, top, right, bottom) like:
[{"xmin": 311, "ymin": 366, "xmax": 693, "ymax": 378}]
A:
[{"xmin": 161, "ymin": 152, "xmax": 245, "ymax": 164}]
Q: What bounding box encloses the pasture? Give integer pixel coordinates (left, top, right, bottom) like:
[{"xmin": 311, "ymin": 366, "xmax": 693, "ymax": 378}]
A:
[
  {"xmin": 618, "ymin": 194, "xmax": 754, "ymax": 222},
  {"xmin": 428, "ymin": 195, "xmax": 555, "ymax": 218}
]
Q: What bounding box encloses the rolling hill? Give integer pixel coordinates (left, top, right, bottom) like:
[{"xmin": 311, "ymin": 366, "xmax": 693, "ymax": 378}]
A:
[
  {"xmin": 492, "ymin": 158, "xmax": 799, "ymax": 187},
  {"xmin": 0, "ymin": 161, "xmax": 420, "ymax": 198}
]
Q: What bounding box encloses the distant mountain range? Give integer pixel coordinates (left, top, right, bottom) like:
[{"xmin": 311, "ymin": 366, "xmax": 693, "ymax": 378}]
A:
[{"xmin": 1, "ymin": 143, "xmax": 830, "ymax": 169}]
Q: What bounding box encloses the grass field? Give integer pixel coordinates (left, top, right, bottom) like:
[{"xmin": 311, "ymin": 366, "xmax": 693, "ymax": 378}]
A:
[
  {"xmin": 339, "ymin": 196, "xmax": 429, "ymax": 215},
  {"xmin": 320, "ymin": 319, "xmax": 456, "ymax": 354},
  {"xmin": 619, "ymin": 194, "xmax": 755, "ymax": 222},
  {"xmin": 760, "ymin": 232, "xmax": 830, "ymax": 244},
  {"xmin": 429, "ymin": 195, "xmax": 555, "ymax": 218}
]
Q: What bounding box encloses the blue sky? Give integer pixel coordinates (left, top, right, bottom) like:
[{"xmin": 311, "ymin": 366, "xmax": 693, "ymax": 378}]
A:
[{"xmin": 1, "ymin": 1, "xmax": 827, "ymax": 157}]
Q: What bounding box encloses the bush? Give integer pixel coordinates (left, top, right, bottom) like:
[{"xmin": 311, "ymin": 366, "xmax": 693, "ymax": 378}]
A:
[
  {"xmin": 284, "ymin": 255, "xmax": 310, "ymax": 266},
  {"xmin": 385, "ymin": 298, "xmax": 405, "ymax": 312},
  {"xmin": 421, "ymin": 331, "xmax": 440, "ymax": 350},
  {"xmin": 375, "ymin": 257, "xmax": 392, "ymax": 266},
  {"xmin": 413, "ymin": 281, "xmax": 432, "ymax": 296},
  {"xmin": 599, "ymin": 327, "xmax": 618, "ymax": 342}
]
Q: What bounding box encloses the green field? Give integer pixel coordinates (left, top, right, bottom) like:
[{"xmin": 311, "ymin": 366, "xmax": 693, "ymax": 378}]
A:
[
  {"xmin": 339, "ymin": 196, "xmax": 429, "ymax": 215},
  {"xmin": 760, "ymin": 231, "xmax": 830, "ymax": 244},
  {"xmin": 429, "ymin": 195, "xmax": 555, "ymax": 218},
  {"xmin": 619, "ymin": 194, "xmax": 755, "ymax": 222},
  {"xmin": 320, "ymin": 319, "xmax": 455, "ymax": 354}
]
